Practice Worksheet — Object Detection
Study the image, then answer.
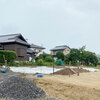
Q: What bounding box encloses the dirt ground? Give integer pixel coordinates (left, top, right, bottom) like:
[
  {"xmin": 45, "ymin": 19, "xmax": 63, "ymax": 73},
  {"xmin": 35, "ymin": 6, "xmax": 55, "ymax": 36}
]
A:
[
  {"xmin": 22, "ymin": 71, "xmax": 100, "ymax": 100},
  {"xmin": 53, "ymin": 68, "xmax": 89, "ymax": 75}
]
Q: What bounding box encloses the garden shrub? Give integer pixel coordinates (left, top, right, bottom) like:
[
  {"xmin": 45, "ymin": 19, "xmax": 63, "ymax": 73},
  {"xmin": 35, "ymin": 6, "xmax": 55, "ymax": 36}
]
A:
[
  {"xmin": 36, "ymin": 59, "xmax": 44, "ymax": 66},
  {"xmin": 56, "ymin": 51, "xmax": 65, "ymax": 60},
  {"xmin": 35, "ymin": 53, "xmax": 54, "ymax": 63},
  {"xmin": 45, "ymin": 56, "xmax": 54, "ymax": 62},
  {"xmin": 35, "ymin": 56, "xmax": 40, "ymax": 62},
  {"xmin": 0, "ymin": 50, "xmax": 17, "ymax": 64}
]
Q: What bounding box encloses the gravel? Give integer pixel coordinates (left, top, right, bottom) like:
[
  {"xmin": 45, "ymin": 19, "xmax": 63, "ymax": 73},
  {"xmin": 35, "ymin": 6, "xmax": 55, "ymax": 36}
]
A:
[
  {"xmin": 0, "ymin": 76, "xmax": 46, "ymax": 100},
  {"xmin": 0, "ymin": 72, "xmax": 19, "ymax": 83}
]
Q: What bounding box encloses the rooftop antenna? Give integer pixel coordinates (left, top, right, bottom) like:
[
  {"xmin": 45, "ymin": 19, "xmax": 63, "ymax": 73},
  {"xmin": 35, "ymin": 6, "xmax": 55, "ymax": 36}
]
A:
[{"xmin": 26, "ymin": 39, "xmax": 28, "ymax": 42}]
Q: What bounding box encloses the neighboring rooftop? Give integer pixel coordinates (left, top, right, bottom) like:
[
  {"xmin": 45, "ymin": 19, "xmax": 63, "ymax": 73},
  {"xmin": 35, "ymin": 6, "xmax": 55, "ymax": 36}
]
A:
[
  {"xmin": 27, "ymin": 48, "xmax": 37, "ymax": 54},
  {"xmin": 31, "ymin": 44, "xmax": 45, "ymax": 49},
  {"xmin": 0, "ymin": 33, "xmax": 30, "ymax": 46},
  {"xmin": 51, "ymin": 45, "xmax": 70, "ymax": 51}
]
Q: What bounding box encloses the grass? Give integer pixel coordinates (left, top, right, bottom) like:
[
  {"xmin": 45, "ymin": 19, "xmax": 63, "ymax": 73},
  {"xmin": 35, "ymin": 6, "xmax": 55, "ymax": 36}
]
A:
[
  {"xmin": 7, "ymin": 61, "xmax": 54, "ymax": 67},
  {"xmin": 7, "ymin": 60, "xmax": 100, "ymax": 69},
  {"xmin": 95, "ymin": 65, "xmax": 100, "ymax": 69}
]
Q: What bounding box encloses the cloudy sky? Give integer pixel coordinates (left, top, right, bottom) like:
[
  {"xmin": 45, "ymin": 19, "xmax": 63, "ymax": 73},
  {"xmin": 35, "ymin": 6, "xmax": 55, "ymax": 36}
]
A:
[{"xmin": 0, "ymin": 0, "xmax": 100, "ymax": 54}]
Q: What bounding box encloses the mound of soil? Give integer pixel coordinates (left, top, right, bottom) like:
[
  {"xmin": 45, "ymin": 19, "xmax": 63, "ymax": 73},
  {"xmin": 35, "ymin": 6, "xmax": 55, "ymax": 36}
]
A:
[
  {"xmin": 0, "ymin": 76, "xmax": 46, "ymax": 100},
  {"xmin": 53, "ymin": 68, "xmax": 89, "ymax": 75}
]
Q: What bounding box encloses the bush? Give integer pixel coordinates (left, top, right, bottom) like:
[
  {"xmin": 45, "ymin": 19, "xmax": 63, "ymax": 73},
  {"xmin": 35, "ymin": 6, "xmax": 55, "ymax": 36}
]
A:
[
  {"xmin": 0, "ymin": 50, "xmax": 17, "ymax": 64},
  {"xmin": 36, "ymin": 59, "xmax": 44, "ymax": 66},
  {"xmin": 56, "ymin": 51, "xmax": 65, "ymax": 60},
  {"xmin": 35, "ymin": 53, "xmax": 54, "ymax": 63},
  {"xmin": 35, "ymin": 56, "xmax": 40, "ymax": 62},
  {"xmin": 45, "ymin": 56, "xmax": 54, "ymax": 62}
]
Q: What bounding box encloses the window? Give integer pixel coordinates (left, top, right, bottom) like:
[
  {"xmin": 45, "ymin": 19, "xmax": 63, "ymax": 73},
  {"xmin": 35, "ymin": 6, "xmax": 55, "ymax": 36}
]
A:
[
  {"xmin": 39, "ymin": 50, "xmax": 41, "ymax": 52},
  {"xmin": 0, "ymin": 44, "xmax": 3, "ymax": 50},
  {"xmin": 18, "ymin": 56, "xmax": 24, "ymax": 58}
]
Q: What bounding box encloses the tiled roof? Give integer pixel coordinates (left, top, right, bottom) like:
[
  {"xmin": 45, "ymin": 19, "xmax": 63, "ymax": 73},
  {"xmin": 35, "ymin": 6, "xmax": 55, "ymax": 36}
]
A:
[
  {"xmin": 51, "ymin": 45, "xmax": 70, "ymax": 51},
  {"xmin": 31, "ymin": 44, "xmax": 45, "ymax": 49},
  {"xmin": 0, "ymin": 33, "xmax": 30, "ymax": 46},
  {"xmin": 27, "ymin": 48, "xmax": 37, "ymax": 54}
]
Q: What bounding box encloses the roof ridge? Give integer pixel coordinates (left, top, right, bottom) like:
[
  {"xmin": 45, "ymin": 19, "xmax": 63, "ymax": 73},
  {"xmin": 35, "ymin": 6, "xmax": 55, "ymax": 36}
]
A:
[
  {"xmin": 0, "ymin": 33, "xmax": 21, "ymax": 37},
  {"xmin": 56, "ymin": 45, "xmax": 68, "ymax": 47},
  {"xmin": 31, "ymin": 44, "xmax": 45, "ymax": 49}
]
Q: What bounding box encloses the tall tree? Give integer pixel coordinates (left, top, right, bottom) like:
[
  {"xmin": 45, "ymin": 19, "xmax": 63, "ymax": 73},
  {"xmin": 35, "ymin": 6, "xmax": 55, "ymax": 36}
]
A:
[
  {"xmin": 56, "ymin": 51, "xmax": 65, "ymax": 60},
  {"xmin": 64, "ymin": 48, "xmax": 98, "ymax": 66}
]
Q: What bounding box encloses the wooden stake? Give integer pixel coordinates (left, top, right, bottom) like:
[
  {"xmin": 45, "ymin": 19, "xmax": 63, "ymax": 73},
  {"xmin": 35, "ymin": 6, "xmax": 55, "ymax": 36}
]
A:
[
  {"xmin": 3, "ymin": 55, "xmax": 7, "ymax": 67},
  {"xmin": 77, "ymin": 62, "xmax": 80, "ymax": 76},
  {"xmin": 5, "ymin": 60, "xmax": 7, "ymax": 67},
  {"xmin": 68, "ymin": 67, "xmax": 70, "ymax": 77},
  {"xmin": 3, "ymin": 55, "xmax": 5, "ymax": 61},
  {"xmin": 68, "ymin": 61, "xmax": 71, "ymax": 77},
  {"xmin": 77, "ymin": 66, "xmax": 79, "ymax": 76},
  {"xmin": 53, "ymin": 62, "xmax": 54, "ymax": 74}
]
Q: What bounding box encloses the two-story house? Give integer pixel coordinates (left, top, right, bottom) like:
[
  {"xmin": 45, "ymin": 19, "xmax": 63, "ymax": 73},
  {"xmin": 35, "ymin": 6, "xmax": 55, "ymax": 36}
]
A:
[
  {"xmin": 29, "ymin": 44, "xmax": 45, "ymax": 56},
  {"xmin": 27, "ymin": 44, "xmax": 45, "ymax": 61},
  {"xmin": 0, "ymin": 34, "xmax": 30, "ymax": 61},
  {"xmin": 50, "ymin": 45, "xmax": 70, "ymax": 59}
]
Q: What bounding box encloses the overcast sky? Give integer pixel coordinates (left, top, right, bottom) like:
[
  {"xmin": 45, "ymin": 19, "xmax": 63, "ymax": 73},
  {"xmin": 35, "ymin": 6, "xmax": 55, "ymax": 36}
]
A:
[{"xmin": 0, "ymin": 0, "xmax": 100, "ymax": 54}]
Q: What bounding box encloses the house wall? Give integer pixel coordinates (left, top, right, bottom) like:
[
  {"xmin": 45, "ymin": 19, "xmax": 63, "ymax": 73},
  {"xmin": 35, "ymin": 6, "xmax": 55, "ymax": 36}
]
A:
[
  {"xmin": 63, "ymin": 48, "xmax": 70, "ymax": 55},
  {"xmin": 31, "ymin": 48, "xmax": 44, "ymax": 56},
  {"xmin": 3, "ymin": 43, "xmax": 28, "ymax": 61},
  {"xmin": 3, "ymin": 44, "xmax": 16, "ymax": 51},
  {"xmin": 51, "ymin": 51, "xmax": 55, "ymax": 55},
  {"xmin": 51, "ymin": 50, "xmax": 64, "ymax": 56},
  {"xmin": 51, "ymin": 48, "xmax": 70, "ymax": 56}
]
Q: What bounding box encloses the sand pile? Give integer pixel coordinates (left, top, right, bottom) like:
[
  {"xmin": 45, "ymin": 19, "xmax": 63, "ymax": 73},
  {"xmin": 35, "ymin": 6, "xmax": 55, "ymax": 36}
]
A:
[{"xmin": 53, "ymin": 68, "xmax": 89, "ymax": 75}]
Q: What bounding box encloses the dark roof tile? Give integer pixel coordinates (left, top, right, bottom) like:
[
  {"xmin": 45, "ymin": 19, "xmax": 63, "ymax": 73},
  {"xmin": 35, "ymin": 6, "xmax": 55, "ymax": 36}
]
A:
[
  {"xmin": 31, "ymin": 44, "xmax": 45, "ymax": 49},
  {"xmin": 51, "ymin": 45, "xmax": 70, "ymax": 51},
  {"xmin": 0, "ymin": 33, "xmax": 30, "ymax": 46}
]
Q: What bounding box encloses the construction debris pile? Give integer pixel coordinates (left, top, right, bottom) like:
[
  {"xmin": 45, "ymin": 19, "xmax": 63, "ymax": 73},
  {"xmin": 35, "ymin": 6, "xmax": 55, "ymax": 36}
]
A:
[
  {"xmin": 0, "ymin": 76, "xmax": 47, "ymax": 100},
  {"xmin": 53, "ymin": 68, "xmax": 89, "ymax": 75}
]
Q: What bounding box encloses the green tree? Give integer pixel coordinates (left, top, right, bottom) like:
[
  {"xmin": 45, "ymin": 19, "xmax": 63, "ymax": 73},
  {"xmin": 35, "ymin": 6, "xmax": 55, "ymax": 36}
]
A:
[
  {"xmin": 39, "ymin": 53, "xmax": 51, "ymax": 60},
  {"xmin": 35, "ymin": 53, "xmax": 54, "ymax": 63},
  {"xmin": 64, "ymin": 48, "xmax": 80, "ymax": 65},
  {"xmin": 45, "ymin": 56, "xmax": 54, "ymax": 62},
  {"xmin": 64, "ymin": 47, "xmax": 98, "ymax": 66},
  {"xmin": 35, "ymin": 56, "xmax": 40, "ymax": 62},
  {"xmin": 84, "ymin": 51, "xmax": 98, "ymax": 66},
  {"xmin": 97, "ymin": 54, "xmax": 100, "ymax": 62},
  {"xmin": 56, "ymin": 51, "xmax": 65, "ymax": 60},
  {"xmin": 36, "ymin": 59, "xmax": 44, "ymax": 66}
]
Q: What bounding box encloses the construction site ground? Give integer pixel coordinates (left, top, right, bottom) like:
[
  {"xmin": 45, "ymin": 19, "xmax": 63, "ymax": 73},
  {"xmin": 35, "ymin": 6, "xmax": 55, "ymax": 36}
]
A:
[{"xmin": 23, "ymin": 71, "xmax": 100, "ymax": 100}]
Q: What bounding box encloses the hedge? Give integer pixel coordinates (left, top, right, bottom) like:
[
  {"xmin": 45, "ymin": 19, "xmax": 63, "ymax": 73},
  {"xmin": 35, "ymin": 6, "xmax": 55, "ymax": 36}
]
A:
[{"xmin": 0, "ymin": 50, "xmax": 18, "ymax": 64}]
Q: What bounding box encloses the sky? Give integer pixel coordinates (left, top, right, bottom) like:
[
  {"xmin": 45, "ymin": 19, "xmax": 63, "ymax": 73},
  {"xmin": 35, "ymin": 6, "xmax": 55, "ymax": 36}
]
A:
[{"xmin": 0, "ymin": 0, "xmax": 100, "ymax": 54}]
